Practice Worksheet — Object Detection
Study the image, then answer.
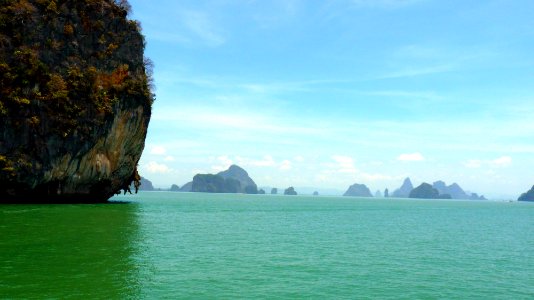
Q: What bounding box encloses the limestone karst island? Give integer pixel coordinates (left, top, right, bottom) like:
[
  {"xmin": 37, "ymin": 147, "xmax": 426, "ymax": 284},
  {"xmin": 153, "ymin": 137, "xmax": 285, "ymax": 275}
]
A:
[{"xmin": 0, "ymin": 0, "xmax": 152, "ymax": 202}]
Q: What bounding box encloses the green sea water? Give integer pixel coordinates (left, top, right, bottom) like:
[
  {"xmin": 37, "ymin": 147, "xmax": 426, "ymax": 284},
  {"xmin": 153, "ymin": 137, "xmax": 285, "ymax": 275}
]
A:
[{"xmin": 2, "ymin": 192, "xmax": 534, "ymax": 299}]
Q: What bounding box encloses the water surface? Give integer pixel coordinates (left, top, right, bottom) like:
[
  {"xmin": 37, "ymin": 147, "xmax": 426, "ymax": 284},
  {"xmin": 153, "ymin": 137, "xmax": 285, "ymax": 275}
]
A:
[{"xmin": 2, "ymin": 192, "xmax": 534, "ymax": 298}]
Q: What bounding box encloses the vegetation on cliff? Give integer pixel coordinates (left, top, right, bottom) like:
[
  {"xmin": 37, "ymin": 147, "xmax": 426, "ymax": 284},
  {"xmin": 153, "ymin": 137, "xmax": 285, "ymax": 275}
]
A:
[{"xmin": 0, "ymin": 0, "xmax": 152, "ymax": 202}]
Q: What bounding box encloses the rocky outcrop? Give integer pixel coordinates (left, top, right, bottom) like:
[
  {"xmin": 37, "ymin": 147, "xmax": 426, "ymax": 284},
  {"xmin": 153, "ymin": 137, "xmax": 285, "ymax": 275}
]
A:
[
  {"xmin": 392, "ymin": 178, "xmax": 413, "ymax": 198},
  {"xmin": 284, "ymin": 187, "xmax": 297, "ymax": 195},
  {"xmin": 0, "ymin": 1, "xmax": 152, "ymax": 202},
  {"xmin": 170, "ymin": 184, "xmax": 180, "ymax": 192},
  {"xmin": 375, "ymin": 190, "xmax": 382, "ymax": 198},
  {"xmin": 409, "ymin": 183, "xmax": 451, "ymax": 199},
  {"xmin": 271, "ymin": 188, "xmax": 278, "ymax": 195},
  {"xmin": 179, "ymin": 181, "xmax": 193, "ymax": 192},
  {"xmin": 313, "ymin": 191, "xmax": 319, "ymax": 196},
  {"xmin": 384, "ymin": 188, "xmax": 389, "ymax": 198},
  {"xmin": 518, "ymin": 185, "xmax": 534, "ymax": 202},
  {"xmin": 343, "ymin": 183, "xmax": 373, "ymax": 197}
]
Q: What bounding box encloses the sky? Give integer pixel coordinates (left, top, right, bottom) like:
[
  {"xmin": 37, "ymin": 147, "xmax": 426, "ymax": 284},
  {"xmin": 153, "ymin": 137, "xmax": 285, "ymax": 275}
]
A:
[{"xmin": 128, "ymin": 0, "xmax": 534, "ymax": 199}]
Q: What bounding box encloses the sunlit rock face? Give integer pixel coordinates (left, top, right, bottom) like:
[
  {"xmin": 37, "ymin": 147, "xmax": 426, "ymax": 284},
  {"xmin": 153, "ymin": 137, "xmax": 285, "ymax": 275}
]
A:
[{"xmin": 0, "ymin": 0, "xmax": 152, "ymax": 202}]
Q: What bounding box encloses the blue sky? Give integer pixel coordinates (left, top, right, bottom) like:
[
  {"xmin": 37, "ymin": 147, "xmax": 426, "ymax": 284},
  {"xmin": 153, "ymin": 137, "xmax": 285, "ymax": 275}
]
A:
[{"xmin": 128, "ymin": 0, "xmax": 534, "ymax": 198}]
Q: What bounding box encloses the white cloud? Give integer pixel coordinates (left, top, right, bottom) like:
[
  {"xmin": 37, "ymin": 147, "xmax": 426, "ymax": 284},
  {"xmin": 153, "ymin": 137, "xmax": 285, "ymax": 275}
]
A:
[
  {"xmin": 150, "ymin": 145, "xmax": 167, "ymax": 155},
  {"xmin": 350, "ymin": 0, "xmax": 424, "ymax": 9},
  {"xmin": 211, "ymin": 155, "xmax": 233, "ymax": 172},
  {"xmin": 294, "ymin": 155, "xmax": 305, "ymax": 162},
  {"xmin": 164, "ymin": 156, "xmax": 175, "ymax": 162},
  {"xmin": 397, "ymin": 152, "xmax": 425, "ymax": 162},
  {"xmin": 143, "ymin": 161, "xmax": 171, "ymax": 174},
  {"xmin": 182, "ymin": 10, "xmax": 225, "ymax": 47},
  {"xmin": 465, "ymin": 159, "xmax": 482, "ymax": 169},
  {"xmin": 491, "ymin": 156, "xmax": 512, "ymax": 167},
  {"xmin": 332, "ymin": 155, "xmax": 358, "ymax": 173},
  {"xmin": 280, "ymin": 160, "xmax": 292, "ymax": 171},
  {"xmin": 464, "ymin": 156, "xmax": 512, "ymax": 169}
]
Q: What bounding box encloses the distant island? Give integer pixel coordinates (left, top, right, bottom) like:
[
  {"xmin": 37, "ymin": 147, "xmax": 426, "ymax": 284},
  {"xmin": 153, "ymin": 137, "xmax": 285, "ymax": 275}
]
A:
[
  {"xmin": 409, "ymin": 183, "xmax": 451, "ymax": 199},
  {"xmin": 392, "ymin": 178, "xmax": 414, "ymax": 198},
  {"xmin": 343, "ymin": 183, "xmax": 373, "ymax": 197},
  {"xmin": 180, "ymin": 165, "xmax": 259, "ymax": 194},
  {"xmin": 389, "ymin": 177, "xmax": 486, "ymax": 200},
  {"xmin": 518, "ymin": 185, "xmax": 534, "ymax": 202},
  {"xmin": 284, "ymin": 187, "xmax": 297, "ymax": 195},
  {"xmin": 139, "ymin": 172, "xmax": 494, "ymax": 201}
]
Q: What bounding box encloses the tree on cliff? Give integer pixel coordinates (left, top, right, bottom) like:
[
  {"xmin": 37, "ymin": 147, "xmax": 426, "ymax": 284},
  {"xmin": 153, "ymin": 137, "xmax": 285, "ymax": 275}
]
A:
[{"xmin": 0, "ymin": 0, "xmax": 153, "ymax": 202}]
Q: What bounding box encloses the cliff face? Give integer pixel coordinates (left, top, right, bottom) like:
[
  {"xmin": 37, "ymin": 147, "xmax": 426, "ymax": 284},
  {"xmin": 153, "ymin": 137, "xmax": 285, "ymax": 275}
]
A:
[{"xmin": 0, "ymin": 1, "xmax": 152, "ymax": 202}]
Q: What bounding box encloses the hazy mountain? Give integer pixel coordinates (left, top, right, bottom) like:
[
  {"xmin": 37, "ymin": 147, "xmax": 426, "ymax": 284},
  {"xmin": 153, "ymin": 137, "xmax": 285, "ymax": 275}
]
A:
[
  {"xmin": 392, "ymin": 178, "xmax": 414, "ymax": 198},
  {"xmin": 409, "ymin": 183, "xmax": 451, "ymax": 199},
  {"xmin": 138, "ymin": 177, "xmax": 154, "ymax": 191},
  {"xmin": 170, "ymin": 184, "xmax": 180, "ymax": 192},
  {"xmin": 217, "ymin": 165, "xmax": 258, "ymax": 194},
  {"xmin": 284, "ymin": 187, "xmax": 297, "ymax": 195},
  {"xmin": 179, "ymin": 181, "xmax": 193, "ymax": 192},
  {"xmin": 433, "ymin": 180, "xmax": 486, "ymax": 200},
  {"xmin": 518, "ymin": 185, "xmax": 534, "ymax": 202},
  {"xmin": 343, "ymin": 183, "xmax": 373, "ymax": 197}
]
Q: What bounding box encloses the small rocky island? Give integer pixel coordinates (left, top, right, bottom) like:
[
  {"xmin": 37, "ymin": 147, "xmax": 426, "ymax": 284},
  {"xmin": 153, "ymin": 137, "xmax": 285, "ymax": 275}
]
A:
[
  {"xmin": 0, "ymin": 1, "xmax": 152, "ymax": 202},
  {"xmin": 343, "ymin": 183, "xmax": 373, "ymax": 197}
]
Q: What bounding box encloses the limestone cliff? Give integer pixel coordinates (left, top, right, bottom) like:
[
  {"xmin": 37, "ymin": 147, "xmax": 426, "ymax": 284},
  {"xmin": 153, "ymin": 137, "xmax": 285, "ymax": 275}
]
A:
[{"xmin": 0, "ymin": 0, "xmax": 152, "ymax": 202}]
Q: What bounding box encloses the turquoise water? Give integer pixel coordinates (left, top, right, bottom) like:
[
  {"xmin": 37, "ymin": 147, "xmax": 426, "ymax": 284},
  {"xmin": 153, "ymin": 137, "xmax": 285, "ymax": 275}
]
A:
[{"xmin": 2, "ymin": 192, "xmax": 534, "ymax": 298}]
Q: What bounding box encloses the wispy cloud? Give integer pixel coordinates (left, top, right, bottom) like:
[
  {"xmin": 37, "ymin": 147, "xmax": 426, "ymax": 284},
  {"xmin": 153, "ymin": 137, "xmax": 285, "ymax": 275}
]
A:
[
  {"xmin": 182, "ymin": 10, "xmax": 225, "ymax": 47},
  {"xmin": 379, "ymin": 64, "xmax": 454, "ymax": 79},
  {"xmin": 331, "ymin": 155, "xmax": 358, "ymax": 174},
  {"xmin": 464, "ymin": 156, "xmax": 512, "ymax": 169},
  {"xmin": 491, "ymin": 156, "xmax": 512, "ymax": 167},
  {"xmin": 142, "ymin": 161, "xmax": 172, "ymax": 174},
  {"xmin": 349, "ymin": 0, "xmax": 425, "ymax": 9},
  {"xmin": 397, "ymin": 152, "xmax": 425, "ymax": 162},
  {"xmin": 150, "ymin": 145, "xmax": 167, "ymax": 155}
]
